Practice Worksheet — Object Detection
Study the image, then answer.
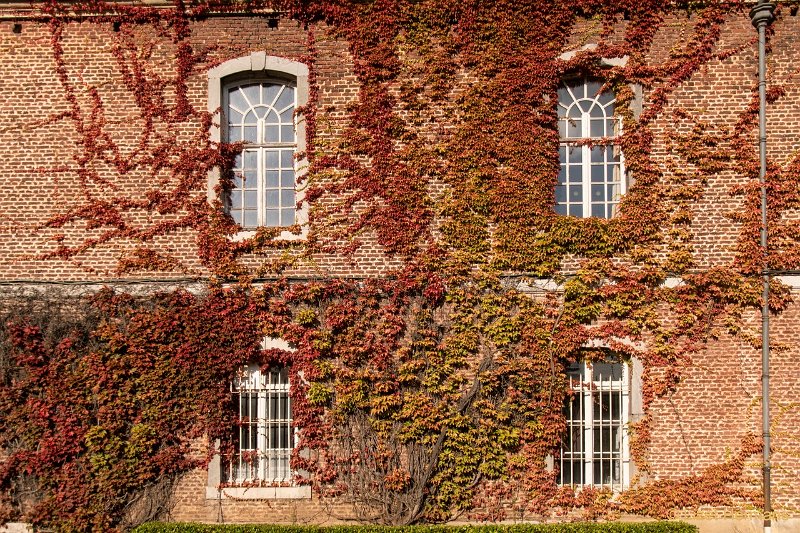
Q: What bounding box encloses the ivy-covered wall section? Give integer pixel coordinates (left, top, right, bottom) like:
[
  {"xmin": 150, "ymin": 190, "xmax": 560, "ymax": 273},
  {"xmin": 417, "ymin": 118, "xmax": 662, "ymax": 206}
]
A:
[{"xmin": 1, "ymin": 0, "xmax": 800, "ymax": 531}]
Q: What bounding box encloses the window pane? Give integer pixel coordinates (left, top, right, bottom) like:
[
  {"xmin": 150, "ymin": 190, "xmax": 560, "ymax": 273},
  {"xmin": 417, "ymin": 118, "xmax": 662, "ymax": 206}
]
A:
[
  {"xmin": 591, "ymin": 204, "xmax": 605, "ymax": 218},
  {"xmin": 243, "ymin": 169, "xmax": 257, "ymax": 186},
  {"xmin": 586, "ymin": 81, "xmax": 602, "ymax": 98},
  {"xmin": 569, "ymin": 146, "xmax": 581, "ymax": 164},
  {"xmin": 266, "ymin": 170, "xmax": 280, "ymax": 188},
  {"xmin": 591, "ymin": 165, "xmax": 604, "ymax": 183},
  {"xmin": 281, "ymin": 170, "xmax": 295, "ymax": 188},
  {"xmin": 555, "ymin": 203, "xmax": 567, "ymax": 216},
  {"xmin": 567, "ymin": 117, "xmax": 581, "ymax": 138},
  {"xmin": 594, "ymin": 392, "xmax": 612, "ymax": 421},
  {"xmin": 275, "ymin": 86, "xmax": 295, "ymax": 110},
  {"xmin": 230, "ymin": 190, "xmax": 242, "ymax": 209},
  {"xmin": 270, "ymin": 395, "xmax": 278, "ymax": 417},
  {"xmin": 244, "ymin": 190, "xmax": 257, "ymax": 208},
  {"xmin": 241, "ymin": 84, "xmax": 259, "ymax": 106},
  {"xmin": 280, "ymin": 108, "xmax": 294, "ymax": 123},
  {"xmin": 243, "ymin": 210, "xmax": 258, "ymax": 227},
  {"xmin": 593, "ymin": 362, "xmax": 623, "ymax": 381},
  {"xmin": 244, "ymin": 126, "xmax": 257, "ymax": 142},
  {"xmin": 281, "ymin": 150, "xmax": 294, "ymax": 168},
  {"xmin": 555, "ymin": 185, "xmax": 566, "ymax": 203},
  {"xmin": 229, "ymin": 87, "xmax": 248, "ymax": 111},
  {"xmin": 281, "ymin": 209, "xmax": 295, "ymax": 227},
  {"xmin": 569, "ymin": 204, "xmax": 582, "ymax": 217},
  {"xmin": 266, "ymin": 151, "xmax": 279, "ymax": 169},
  {"xmin": 244, "ymin": 151, "xmax": 257, "ymax": 168},
  {"xmin": 557, "ymin": 86, "xmax": 571, "ymax": 106},
  {"xmin": 265, "ymin": 124, "xmax": 280, "ymax": 142},
  {"xmin": 592, "ymin": 184, "xmax": 604, "ymax": 201},
  {"xmin": 281, "ymin": 189, "xmax": 295, "ymax": 208},
  {"xmin": 594, "ymin": 427, "xmax": 610, "ymax": 456},
  {"xmin": 266, "ymin": 190, "xmax": 279, "ymax": 209},
  {"xmin": 591, "ymin": 146, "xmax": 604, "ymax": 163},
  {"xmin": 569, "ymin": 185, "xmax": 582, "ymax": 201},
  {"xmin": 266, "ymin": 209, "xmax": 280, "ymax": 226},
  {"xmin": 598, "ymin": 90, "xmax": 614, "ymax": 106},
  {"xmin": 228, "ymin": 108, "xmax": 243, "ymax": 124},
  {"xmin": 594, "ymin": 460, "xmax": 613, "ymax": 486},
  {"xmin": 270, "ymin": 425, "xmax": 279, "ymax": 448},
  {"xmin": 263, "ymin": 83, "xmax": 281, "ymax": 106},
  {"xmin": 281, "ymin": 125, "xmax": 294, "ymax": 142},
  {"xmin": 229, "ymin": 126, "xmax": 241, "ymax": 142},
  {"xmin": 590, "ymin": 118, "xmax": 605, "ymax": 137}
]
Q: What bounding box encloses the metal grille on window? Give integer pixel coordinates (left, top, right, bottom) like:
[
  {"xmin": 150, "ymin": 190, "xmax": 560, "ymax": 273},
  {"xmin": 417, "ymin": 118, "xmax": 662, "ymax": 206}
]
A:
[
  {"xmin": 560, "ymin": 360, "xmax": 629, "ymax": 491},
  {"xmin": 225, "ymin": 364, "xmax": 294, "ymax": 485},
  {"xmin": 226, "ymin": 81, "xmax": 296, "ymax": 228},
  {"xmin": 556, "ymin": 80, "xmax": 625, "ymax": 218}
]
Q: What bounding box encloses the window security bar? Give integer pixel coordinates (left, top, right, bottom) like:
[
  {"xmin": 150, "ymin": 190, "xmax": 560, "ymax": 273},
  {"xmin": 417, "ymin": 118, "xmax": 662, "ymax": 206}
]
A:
[{"xmin": 560, "ymin": 360, "xmax": 630, "ymax": 491}]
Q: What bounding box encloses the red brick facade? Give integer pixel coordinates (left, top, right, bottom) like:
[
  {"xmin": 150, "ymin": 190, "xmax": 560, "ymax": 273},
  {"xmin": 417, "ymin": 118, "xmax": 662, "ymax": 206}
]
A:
[{"xmin": 1, "ymin": 2, "xmax": 799, "ymax": 530}]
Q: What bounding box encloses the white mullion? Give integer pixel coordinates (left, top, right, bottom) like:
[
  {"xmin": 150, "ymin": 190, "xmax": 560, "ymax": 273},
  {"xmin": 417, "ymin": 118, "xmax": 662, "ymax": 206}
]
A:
[
  {"xmin": 621, "ymin": 363, "xmax": 630, "ymax": 489},
  {"xmin": 563, "ymin": 377, "xmax": 571, "ymax": 485},
  {"xmin": 237, "ymin": 391, "xmax": 245, "ymax": 482},
  {"xmin": 285, "ymin": 385, "xmax": 293, "ymax": 482},
  {"xmin": 583, "ymin": 363, "xmax": 593, "ymax": 487},
  {"xmin": 256, "ymin": 114, "xmax": 265, "ymax": 227},
  {"xmin": 581, "ymin": 109, "xmax": 591, "ymax": 218},
  {"xmin": 257, "ymin": 372, "xmax": 267, "ymax": 482},
  {"xmin": 268, "ymin": 373, "xmax": 275, "ymax": 483}
]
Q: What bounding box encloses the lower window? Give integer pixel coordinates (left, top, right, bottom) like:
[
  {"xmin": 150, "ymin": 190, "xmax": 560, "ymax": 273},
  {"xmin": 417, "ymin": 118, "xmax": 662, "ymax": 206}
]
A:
[
  {"xmin": 224, "ymin": 364, "xmax": 294, "ymax": 485},
  {"xmin": 559, "ymin": 359, "xmax": 629, "ymax": 490}
]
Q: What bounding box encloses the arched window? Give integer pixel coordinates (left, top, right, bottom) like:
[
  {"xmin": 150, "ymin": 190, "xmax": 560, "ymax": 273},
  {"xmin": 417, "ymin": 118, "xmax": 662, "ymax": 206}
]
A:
[
  {"xmin": 556, "ymin": 80, "xmax": 625, "ymax": 218},
  {"xmin": 207, "ymin": 53, "xmax": 308, "ymax": 236},
  {"xmin": 226, "ymin": 80, "xmax": 297, "ymax": 228}
]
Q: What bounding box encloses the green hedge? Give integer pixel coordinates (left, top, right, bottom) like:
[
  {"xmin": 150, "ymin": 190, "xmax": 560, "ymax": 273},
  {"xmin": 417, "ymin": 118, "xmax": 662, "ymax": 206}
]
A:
[{"xmin": 133, "ymin": 523, "xmax": 698, "ymax": 533}]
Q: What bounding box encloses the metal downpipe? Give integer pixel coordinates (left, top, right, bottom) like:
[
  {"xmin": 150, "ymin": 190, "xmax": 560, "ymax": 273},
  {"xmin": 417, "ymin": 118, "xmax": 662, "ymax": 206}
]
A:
[{"xmin": 749, "ymin": 1, "xmax": 775, "ymax": 532}]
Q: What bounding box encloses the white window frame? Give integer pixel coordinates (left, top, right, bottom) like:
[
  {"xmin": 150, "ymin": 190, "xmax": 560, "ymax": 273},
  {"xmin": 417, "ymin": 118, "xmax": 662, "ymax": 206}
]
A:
[
  {"xmin": 206, "ymin": 336, "xmax": 310, "ymax": 500},
  {"xmin": 207, "ymin": 53, "xmax": 309, "ymax": 241},
  {"xmin": 225, "ymin": 81, "xmax": 298, "ymax": 229},
  {"xmin": 224, "ymin": 363, "xmax": 294, "ymax": 485},
  {"xmin": 559, "ymin": 359, "xmax": 630, "ymax": 491},
  {"xmin": 556, "ymin": 80, "xmax": 626, "ymax": 219}
]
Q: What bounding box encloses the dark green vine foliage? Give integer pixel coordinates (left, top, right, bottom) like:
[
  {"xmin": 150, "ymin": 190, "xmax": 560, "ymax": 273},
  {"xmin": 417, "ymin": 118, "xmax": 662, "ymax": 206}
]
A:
[{"xmin": 0, "ymin": 0, "xmax": 794, "ymax": 530}]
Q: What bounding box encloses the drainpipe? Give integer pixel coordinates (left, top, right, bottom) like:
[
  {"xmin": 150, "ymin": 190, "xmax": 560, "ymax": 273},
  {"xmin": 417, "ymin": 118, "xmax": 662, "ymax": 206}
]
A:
[{"xmin": 749, "ymin": 1, "xmax": 775, "ymax": 532}]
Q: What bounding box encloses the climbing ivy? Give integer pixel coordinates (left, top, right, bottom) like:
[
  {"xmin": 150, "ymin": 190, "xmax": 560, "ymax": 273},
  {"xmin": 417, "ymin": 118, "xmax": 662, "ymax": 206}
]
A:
[{"xmin": 0, "ymin": 0, "xmax": 795, "ymax": 531}]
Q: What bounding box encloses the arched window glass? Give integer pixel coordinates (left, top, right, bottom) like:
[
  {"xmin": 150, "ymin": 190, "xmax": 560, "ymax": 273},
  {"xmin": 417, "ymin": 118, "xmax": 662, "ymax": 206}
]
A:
[
  {"xmin": 556, "ymin": 80, "xmax": 625, "ymax": 218},
  {"xmin": 226, "ymin": 81, "xmax": 296, "ymax": 228}
]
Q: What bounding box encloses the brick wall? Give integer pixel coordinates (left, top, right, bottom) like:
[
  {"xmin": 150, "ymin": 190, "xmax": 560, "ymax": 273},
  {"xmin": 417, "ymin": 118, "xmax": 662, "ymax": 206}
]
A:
[{"xmin": 0, "ymin": 3, "xmax": 799, "ymax": 527}]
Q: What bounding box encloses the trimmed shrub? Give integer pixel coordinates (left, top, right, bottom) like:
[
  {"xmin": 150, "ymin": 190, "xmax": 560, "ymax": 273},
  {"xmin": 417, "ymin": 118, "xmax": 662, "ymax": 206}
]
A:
[{"xmin": 132, "ymin": 522, "xmax": 698, "ymax": 533}]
